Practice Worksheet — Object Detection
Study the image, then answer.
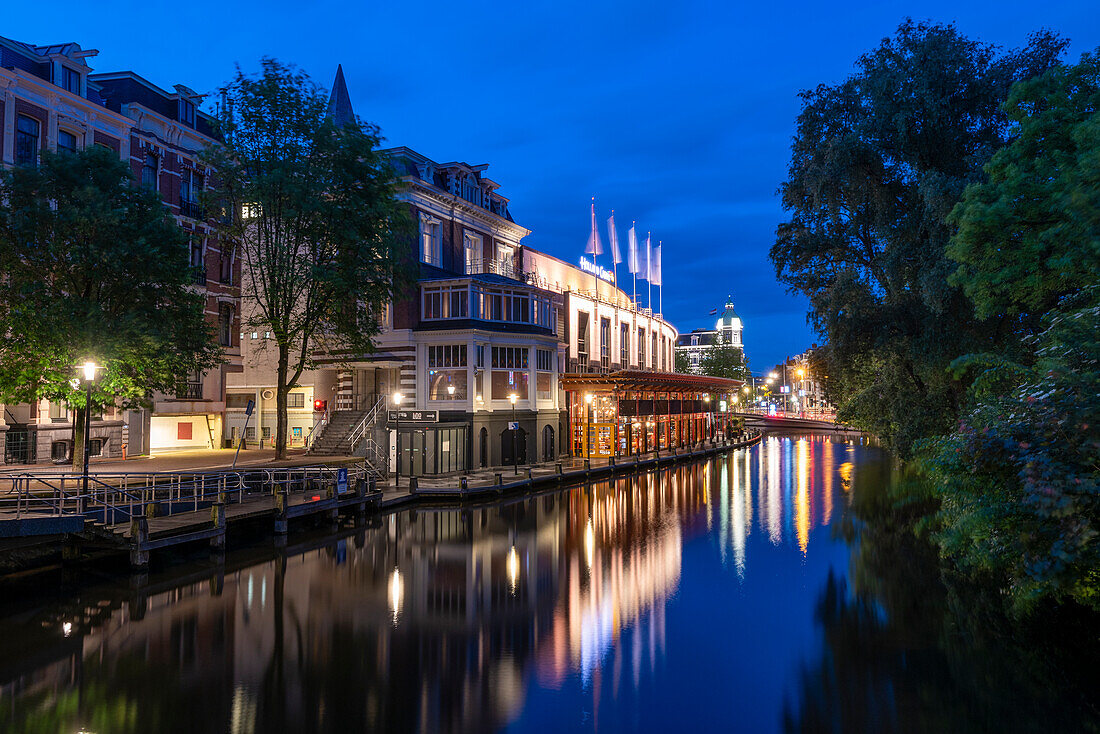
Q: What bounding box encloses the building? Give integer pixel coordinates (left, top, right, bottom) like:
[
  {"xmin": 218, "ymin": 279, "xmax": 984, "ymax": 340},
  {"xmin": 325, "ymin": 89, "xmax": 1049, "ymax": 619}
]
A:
[
  {"xmin": 767, "ymin": 346, "xmax": 830, "ymax": 415},
  {"xmin": 229, "ymin": 69, "xmax": 689, "ymax": 474},
  {"xmin": 0, "ymin": 34, "xmax": 240, "ymax": 464},
  {"xmin": 674, "ymin": 297, "xmax": 744, "ymax": 373}
]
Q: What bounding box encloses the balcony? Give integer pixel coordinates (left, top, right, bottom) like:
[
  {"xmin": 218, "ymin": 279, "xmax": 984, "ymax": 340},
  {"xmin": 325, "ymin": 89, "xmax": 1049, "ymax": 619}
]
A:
[
  {"xmin": 179, "ymin": 199, "xmax": 205, "ymax": 220},
  {"xmin": 191, "ymin": 265, "xmax": 207, "ymax": 285},
  {"xmin": 466, "ymin": 257, "xmax": 523, "ymax": 281},
  {"xmin": 175, "ymin": 381, "xmax": 203, "ymax": 400}
]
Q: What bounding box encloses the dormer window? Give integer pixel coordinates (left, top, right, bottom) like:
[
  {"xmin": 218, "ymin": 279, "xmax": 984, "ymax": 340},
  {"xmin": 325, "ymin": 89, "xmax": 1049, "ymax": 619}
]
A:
[
  {"xmin": 179, "ymin": 99, "xmax": 196, "ymax": 127},
  {"xmin": 60, "ymin": 66, "xmax": 81, "ymax": 95}
]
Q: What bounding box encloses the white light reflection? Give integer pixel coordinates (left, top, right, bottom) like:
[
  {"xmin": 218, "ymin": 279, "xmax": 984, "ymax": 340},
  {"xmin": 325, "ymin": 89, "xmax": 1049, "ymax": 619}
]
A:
[
  {"xmin": 388, "ymin": 567, "xmax": 403, "ymax": 623},
  {"xmin": 507, "ymin": 546, "xmax": 520, "ymax": 595}
]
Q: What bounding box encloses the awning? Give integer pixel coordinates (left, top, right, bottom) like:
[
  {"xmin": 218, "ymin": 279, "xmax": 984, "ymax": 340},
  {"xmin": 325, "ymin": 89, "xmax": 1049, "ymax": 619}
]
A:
[{"xmin": 560, "ymin": 370, "xmax": 741, "ymax": 393}]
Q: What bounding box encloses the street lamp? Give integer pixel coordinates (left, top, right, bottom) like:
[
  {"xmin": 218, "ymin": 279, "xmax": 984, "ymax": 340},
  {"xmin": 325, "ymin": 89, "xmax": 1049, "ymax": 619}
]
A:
[
  {"xmin": 392, "ymin": 392, "xmax": 403, "ymax": 486},
  {"xmin": 509, "ymin": 393, "xmax": 519, "ymax": 474},
  {"xmin": 77, "ymin": 361, "xmax": 99, "ymax": 506},
  {"xmin": 447, "ymin": 384, "xmax": 455, "ymax": 398},
  {"xmin": 584, "ymin": 393, "xmax": 594, "ymax": 464},
  {"xmin": 703, "ymin": 394, "xmax": 712, "ymax": 442}
]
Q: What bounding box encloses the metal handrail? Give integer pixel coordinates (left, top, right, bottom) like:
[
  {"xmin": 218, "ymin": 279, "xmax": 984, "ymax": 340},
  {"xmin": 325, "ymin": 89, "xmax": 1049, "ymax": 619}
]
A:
[
  {"xmin": 304, "ymin": 405, "xmax": 332, "ymax": 448},
  {"xmin": 347, "ymin": 394, "xmax": 387, "ymax": 453}
]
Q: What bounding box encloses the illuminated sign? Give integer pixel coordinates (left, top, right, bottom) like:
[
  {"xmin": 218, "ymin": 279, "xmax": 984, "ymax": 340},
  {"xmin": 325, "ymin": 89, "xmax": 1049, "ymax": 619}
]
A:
[{"xmin": 579, "ymin": 257, "xmax": 614, "ymax": 283}]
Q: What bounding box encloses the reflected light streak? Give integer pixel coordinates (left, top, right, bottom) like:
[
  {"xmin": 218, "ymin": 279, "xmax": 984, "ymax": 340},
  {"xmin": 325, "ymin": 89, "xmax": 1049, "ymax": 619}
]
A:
[
  {"xmin": 508, "ymin": 546, "xmax": 520, "ymax": 595},
  {"xmin": 795, "ymin": 439, "xmax": 810, "ymax": 555},
  {"xmin": 585, "ymin": 520, "xmax": 595, "ymax": 569},
  {"xmin": 388, "ymin": 567, "xmax": 403, "ymax": 624},
  {"xmin": 766, "ymin": 439, "xmax": 782, "ymax": 545}
]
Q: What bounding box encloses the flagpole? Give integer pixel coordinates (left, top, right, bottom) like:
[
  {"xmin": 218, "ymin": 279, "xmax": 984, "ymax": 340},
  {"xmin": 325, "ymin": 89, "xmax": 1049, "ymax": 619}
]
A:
[
  {"xmin": 647, "ymin": 232, "xmax": 652, "ymax": 313},
  {"xmin": 658, "ymin": 240, "xmax": 663, "ymax": 316},
  {"xmin": 632, "ymin": 221, "xmax": 637, "ymax": 310}
]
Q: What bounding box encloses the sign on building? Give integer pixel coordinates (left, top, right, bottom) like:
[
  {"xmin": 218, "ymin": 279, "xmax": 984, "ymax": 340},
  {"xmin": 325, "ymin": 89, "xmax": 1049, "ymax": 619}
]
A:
[{"xmin": 387, "ymin": 409, "xmax": 440, "ymax": 424}]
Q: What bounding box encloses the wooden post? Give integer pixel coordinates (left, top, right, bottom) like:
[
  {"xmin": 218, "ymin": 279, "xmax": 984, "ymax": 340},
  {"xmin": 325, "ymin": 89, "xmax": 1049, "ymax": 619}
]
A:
[
  {"xmin": 211, "ymin": 503, "xmax": 226, "ymax": 549},
  {"xmin": 130, "ymin": 515, "xmax": 149, "ymax": 568},
  {"xmin": 274, "ymin": 486, "xmax": 288, "ymax": 535}
]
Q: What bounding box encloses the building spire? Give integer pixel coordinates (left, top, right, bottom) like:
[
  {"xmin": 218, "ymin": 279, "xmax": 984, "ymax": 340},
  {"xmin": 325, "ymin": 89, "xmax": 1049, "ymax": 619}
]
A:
[{"xmin": 327, "ymin": 64, "xmax": 355, "ymax": 127}]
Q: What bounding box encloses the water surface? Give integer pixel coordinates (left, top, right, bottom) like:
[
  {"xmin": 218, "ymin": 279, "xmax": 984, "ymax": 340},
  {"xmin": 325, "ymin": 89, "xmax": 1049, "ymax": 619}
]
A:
[{"xmin": 1, "ymin": 435, "xmax": 1095, "ymax": 733}]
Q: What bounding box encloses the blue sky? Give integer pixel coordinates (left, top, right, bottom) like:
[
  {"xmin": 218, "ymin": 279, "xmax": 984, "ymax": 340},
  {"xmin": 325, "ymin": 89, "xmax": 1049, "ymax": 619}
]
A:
[{"xmin": 7, "ymin": 1, "xmax": 1098, "ymax": 369}]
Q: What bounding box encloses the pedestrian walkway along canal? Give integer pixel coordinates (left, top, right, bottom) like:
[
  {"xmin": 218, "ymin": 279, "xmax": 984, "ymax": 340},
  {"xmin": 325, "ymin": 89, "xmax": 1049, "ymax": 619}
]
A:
[{"xmin": 0, "ymin": 434, "xmax": 1096, "ymax": 732}]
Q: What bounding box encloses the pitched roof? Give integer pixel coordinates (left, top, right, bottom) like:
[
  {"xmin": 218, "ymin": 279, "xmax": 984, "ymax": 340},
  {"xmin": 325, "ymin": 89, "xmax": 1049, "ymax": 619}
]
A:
[{"xmin": 327, "ymin": 64, "xmax": 355, "ymax": 127}]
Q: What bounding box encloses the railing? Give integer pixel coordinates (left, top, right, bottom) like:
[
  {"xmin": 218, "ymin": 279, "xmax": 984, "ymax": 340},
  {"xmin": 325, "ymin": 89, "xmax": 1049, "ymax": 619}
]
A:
[
  {"xmin": 179, "ymin": 199, "xmax": 204, "ymax": 220},
  {"xmin": 466, "ymin": 257, "xmax": 523, "ymax": 281},
  {"xmin": 174, "ymin": 382, "xmax": 203, "ymax": 400},
  {"xmin": 347, "ymin": 394, "xmax": 388, "ymax": 460},
  {"xmin": 304, "ymin": 404, "xmax": 331, "ymax": 449},
  {"xmin": 191, "ymin": 264, "xmax": 206, "ymax": 285}
]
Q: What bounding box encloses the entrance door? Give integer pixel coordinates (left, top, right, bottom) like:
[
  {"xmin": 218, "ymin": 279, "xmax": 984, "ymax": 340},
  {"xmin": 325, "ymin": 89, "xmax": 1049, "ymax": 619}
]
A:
[
  {"xmin": 501, "ymin": 426, "xmax": 527, "ymax": 466},
  {"xmin": 480, "ymin": 428, "xmax": 488, "ymax": 468},
  {"xmin": 543, "ymin": 424, "xmax": 554, "ymax": 461}
]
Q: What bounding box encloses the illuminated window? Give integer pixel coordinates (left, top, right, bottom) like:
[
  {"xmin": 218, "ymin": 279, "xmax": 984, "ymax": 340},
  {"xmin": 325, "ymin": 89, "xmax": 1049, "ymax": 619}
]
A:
[
  {"xmin": 420, "ymin": 214, "xmax": 442, "ymax": 266},
  {"xmin": 142, "ymin": 152, "xmax": 158, "ymax": 190},
  {"xmin": 15, "ymin": 116, "xmax": 40, "ymax": 167}
]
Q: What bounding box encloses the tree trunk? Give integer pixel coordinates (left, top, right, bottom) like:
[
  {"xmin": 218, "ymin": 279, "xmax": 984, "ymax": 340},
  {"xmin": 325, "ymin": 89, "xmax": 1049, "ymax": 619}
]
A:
[
  {"xmin": 275, "ymin": 347, "xmax": 290, "ymax": 460},
  {"xmin": 71, "ymin": 405, "xmax": 86, "ymax": 473}
]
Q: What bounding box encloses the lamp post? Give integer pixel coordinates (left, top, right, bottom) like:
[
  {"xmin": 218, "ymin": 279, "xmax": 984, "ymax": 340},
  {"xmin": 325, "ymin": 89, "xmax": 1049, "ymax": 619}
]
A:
[
  {"xmin": 393, "ymin": 392, "xmax": 403, "ymax": 486},
  {"xmin": 78, "ymin": 361, "xmax": 98, "ymax": 506},
  {"xmin": 796, "ymin": 367, "xmax": 806, "ymax": 417},
  {"xmin": 584, "ymin": 393, "xmax": 594, "ymax": 464},
  {"xmin": 447, "ymin": 384, "xmax": 455, "ymax": 399},
  {"xmin": 704, "ymin": 394, "xmax": 712, "ymax": 442},
  {"xmin": 509, "ymin": 393, "xmax": 519, "ymax": 474}
]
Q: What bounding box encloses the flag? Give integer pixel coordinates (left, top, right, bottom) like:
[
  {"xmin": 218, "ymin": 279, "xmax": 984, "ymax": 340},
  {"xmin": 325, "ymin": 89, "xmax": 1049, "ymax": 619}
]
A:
[
  {"xmin": 643, "ymin": 232, "xmax": 652, "ymax": 280},
  {"xmin": 709, "ymin": 308, "xmax": 718, "ymax": 315},
  {"xmin": 585, "ymin": 201, "xmax": 602, "ymax": 257},
  {"xmin": 607, "ymin": 213, "xmax": 621, "ymax": 265},
  {"xmin": 627, "ymin": 223, "xmax": 639, "ymax": 273},
  {"xmin": 651, "ymin": 241, "xmax": 662, "ymax": 286}
]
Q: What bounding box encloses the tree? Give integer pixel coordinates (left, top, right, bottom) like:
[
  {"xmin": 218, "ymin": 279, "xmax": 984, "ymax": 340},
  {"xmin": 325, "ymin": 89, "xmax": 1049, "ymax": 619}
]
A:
[
  {"xmin": 674, "ymin": 350, "xmax": 692, "ymax": 374},
  {"xmin": 205, "ymin": 60, "xmax": 413, "ymax": 459},
  {"xmin": 0, "ymin": 146, "xmax": 223, "ymax": 469},
  {"xmin": 948, "ymin": 49, "xmax": 1100, "ymax": 330},
  {"xmin": 770, "ymin": 20, "xmax": 1066, "ymax": 455},
  {"xmin": 698, "ymin": 342, "xmax": 749, "ymax": 383}
]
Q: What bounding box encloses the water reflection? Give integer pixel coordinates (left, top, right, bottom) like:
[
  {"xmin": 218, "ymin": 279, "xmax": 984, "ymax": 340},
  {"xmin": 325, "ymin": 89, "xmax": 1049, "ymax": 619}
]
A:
[{"xmin": 0, "ymin": 435, "xmax": 961, "ymax": 734}]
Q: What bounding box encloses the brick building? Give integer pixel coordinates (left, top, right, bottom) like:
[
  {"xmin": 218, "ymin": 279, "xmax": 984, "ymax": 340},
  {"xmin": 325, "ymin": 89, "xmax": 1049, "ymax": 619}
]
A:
[{"xmin": 0, "ymin": 34, "xmax": 240, "ymax": 464}]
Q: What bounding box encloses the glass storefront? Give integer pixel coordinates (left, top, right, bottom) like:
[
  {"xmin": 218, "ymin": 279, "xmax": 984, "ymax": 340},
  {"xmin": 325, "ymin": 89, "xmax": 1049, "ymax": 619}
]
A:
[{"xmin": 397, "ymin": 423, "xmax": 468, "ymax": 476}]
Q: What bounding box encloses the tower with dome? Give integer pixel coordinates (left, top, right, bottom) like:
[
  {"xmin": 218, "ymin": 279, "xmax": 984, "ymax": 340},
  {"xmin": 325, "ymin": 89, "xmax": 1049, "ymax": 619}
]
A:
[{"xmin": 674, "ymin": 296, "xmax": 744, "ymax": 373}]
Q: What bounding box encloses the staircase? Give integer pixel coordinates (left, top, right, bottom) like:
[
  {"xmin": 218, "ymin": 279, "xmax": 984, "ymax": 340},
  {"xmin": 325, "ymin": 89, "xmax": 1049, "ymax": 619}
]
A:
[{"xmin": 306, "ymin": 411, "xmax": 369, "ymax": 456}]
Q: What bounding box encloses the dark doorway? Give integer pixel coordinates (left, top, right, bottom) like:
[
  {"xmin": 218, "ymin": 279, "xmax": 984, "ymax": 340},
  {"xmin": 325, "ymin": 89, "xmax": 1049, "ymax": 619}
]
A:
[
  {"xmin": 543, "ymin": 424, "xmax": 555, "ymax": 462},
  {"xmin": 500, "ymin": 426, "xmax": 527, "ymax": 466}
]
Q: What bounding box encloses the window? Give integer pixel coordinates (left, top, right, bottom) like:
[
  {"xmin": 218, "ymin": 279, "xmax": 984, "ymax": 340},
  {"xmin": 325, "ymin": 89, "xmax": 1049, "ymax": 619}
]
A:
[
  {"xmin": 142, "ymin": 152, "xmax": 158, "ymax": 190},
  {"xmin": 428, "ymin": 344, "xmax": 467, "ymax": 368},
  {"xmin": 620, "ymin": 323, "xmax": 630, "ymax": 365},
  {"xmin": 422, "ymin": 285, "xmax": 469, "ymax": 320},
  {"xmin": 49, "ymin": 401, "xmax": 69, "ymax": 422},
  {"xmin": 577, "ymin": 313, "xmax": 590, "ymax": 360},
  {"xmin": 536, "ymin": 349, "xmax": 553, "ymax": 372},
  {"xmin": 189, "ymin": 236, "xmax": 205, "ymax": 284},
  {"xmin": 218, "ymin": 303, "xmax": 233, "ymax": 346},
  {"xmin": 179, "ymin": 99, "xmax": 196, "ymax": 127},
  {"xmin": 475, "ymin": 345, "xmax": 485, "ymax": 369},
  {"xmin": 428, "ymin": 369, "xmax": 467, "ymax": 400},
  {"xmin": 638, "ymin": 327, "xmax": 645, "ymax": 366},
  {"xmin": 464, "ymin": 231, "xmax": 482, "ymax": 273},
  {"xmin": 492, "ymin": 347, "xmax": 528, "ymax": 369},
  {"xmin": 420, "ymin": 214, "xmax": 441, "ymax": 266},
  {"xmin": 15, "ymin": 116, "xmax": 40, "ymax": 167},
  {"xmin": 691, "ymin": 335, "xmax": 699, "ymax": 346},
  {"xmin": 651, "ymin": 332, "xmax": 658, "ymax": 369},
  {"xmin": 226, "ymin": 394, "xmax": 252, "ymax": 409},
  {"xmin": 60, "ymin": 66, "xmax": 80, "ymax": 94},
  {"xmin": 220, "ymin": 245, "xmax": 235, "ymax": 285},
  {"xmin": 600, "ymin": 318, "xmax": 611, "ymax": 361},
  {"xmin": 287, "ymin": 392, "xmax": 305, "ymax": 409},
  {"xmin": 179, "ymin": 169, "xmax": 203, "ymax": 218},
  {"xmin": 57, "ymin": 130, "xmax": 78, "ymax": 155},
  {"xmin": 537, "ymin": 372, "xmax": 552, "ymax": 401}
]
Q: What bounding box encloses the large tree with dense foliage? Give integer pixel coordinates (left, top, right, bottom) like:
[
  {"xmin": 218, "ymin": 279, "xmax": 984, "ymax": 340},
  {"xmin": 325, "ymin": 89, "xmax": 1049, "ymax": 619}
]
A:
[
  {"xmin": 948, "ymin": 50, "xmax": 1100, "ymax": 330},
  {"xmin": 0, "ymin": 146, "xmax": 222, "ymax": 468},
  {"xmin": 205, "ymin": 59, "xmax": 413, "ymax": 459},
  {"xmin": 770, "ymin": 20, "xmax": 1066, "ymax": 455},
  {"xmin": 698, "ymin": 341, "xmax": 750, "ymax": 383},
  {"xmin": 919, "ymin": 50, "xmax": 1100, "ymax": 612}
]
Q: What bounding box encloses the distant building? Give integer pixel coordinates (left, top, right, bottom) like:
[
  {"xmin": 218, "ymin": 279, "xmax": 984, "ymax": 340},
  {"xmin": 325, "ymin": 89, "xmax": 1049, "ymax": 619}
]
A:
[
  {"xmin": 768, "ymin": 346, "xmax": 829, "ymax": 414},
  {"xmin": 674, "ymin": 298, "xmax": 743, "ymax": 373}
]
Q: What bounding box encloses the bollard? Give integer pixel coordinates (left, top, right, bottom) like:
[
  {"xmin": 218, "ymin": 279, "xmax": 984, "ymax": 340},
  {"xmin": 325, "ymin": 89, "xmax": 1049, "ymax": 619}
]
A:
[
  {"xmin": 274, "ymin": 486, "xmax": 288, "ymax": 535},
  {"xmin": 584, "ymin": 459, "xmax": 591, "ymax": 472},
  {"xmin": 526, "ymin": 467, "xmax": 533, "ymax": 480},
  {"xmin": 409, "ymin": 477, "xmax": 419, "ymax": 494},
  {"xmin": 556, "ymin": 462, "xmax": 563, "ymax": 475},
  {"xmin": 211, "ymin": 503, "xmax": 226, "ymax": 549},
  {"xmin": 495, "ymin": 473, "xmax": 503, "ymax": 486},
  {"xmin": 460, "ymin": 476, "xmax": 469, "ymax": 492},
  {"xmin": 130, "ymin": 515, "xmax": 150, "ymax": 568},
  {"xmin": 145, "ymin": 501, "xmax": 157, "ymax": 519}
]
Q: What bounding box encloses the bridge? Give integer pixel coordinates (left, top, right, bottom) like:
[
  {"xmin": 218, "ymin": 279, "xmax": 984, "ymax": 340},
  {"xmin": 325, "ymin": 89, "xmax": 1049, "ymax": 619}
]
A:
[{"xmin": 734, "ymin": 410, "xmax": 855, "ymax": 433}]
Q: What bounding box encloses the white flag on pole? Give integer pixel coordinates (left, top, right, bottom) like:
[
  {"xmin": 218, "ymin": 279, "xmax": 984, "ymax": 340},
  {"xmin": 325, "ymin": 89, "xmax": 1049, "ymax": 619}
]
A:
[
  {"xmin": 652, "ymin": 241, "xmax": 662, "ymax": 286},
  {"xmin": 644, "ymin": 232, "xmax": 652, "ymax": 281},
  {"xmin": 627, "ymin": 223, "xmax": 638, "ymax": 273},
  {"xmin": 607, "ymin": 213, "xmax": 621, "ymax": 265},
  {"xmin": 585, "ymin": 201, "xmax": 602, "ymax": 257}
]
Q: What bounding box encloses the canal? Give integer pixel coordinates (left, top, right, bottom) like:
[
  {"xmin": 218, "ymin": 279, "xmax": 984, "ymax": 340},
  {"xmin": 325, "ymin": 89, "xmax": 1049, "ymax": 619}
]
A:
[{"xmin": 0, "ymin": 434, "xmax": 1096, "ymax": 732}]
